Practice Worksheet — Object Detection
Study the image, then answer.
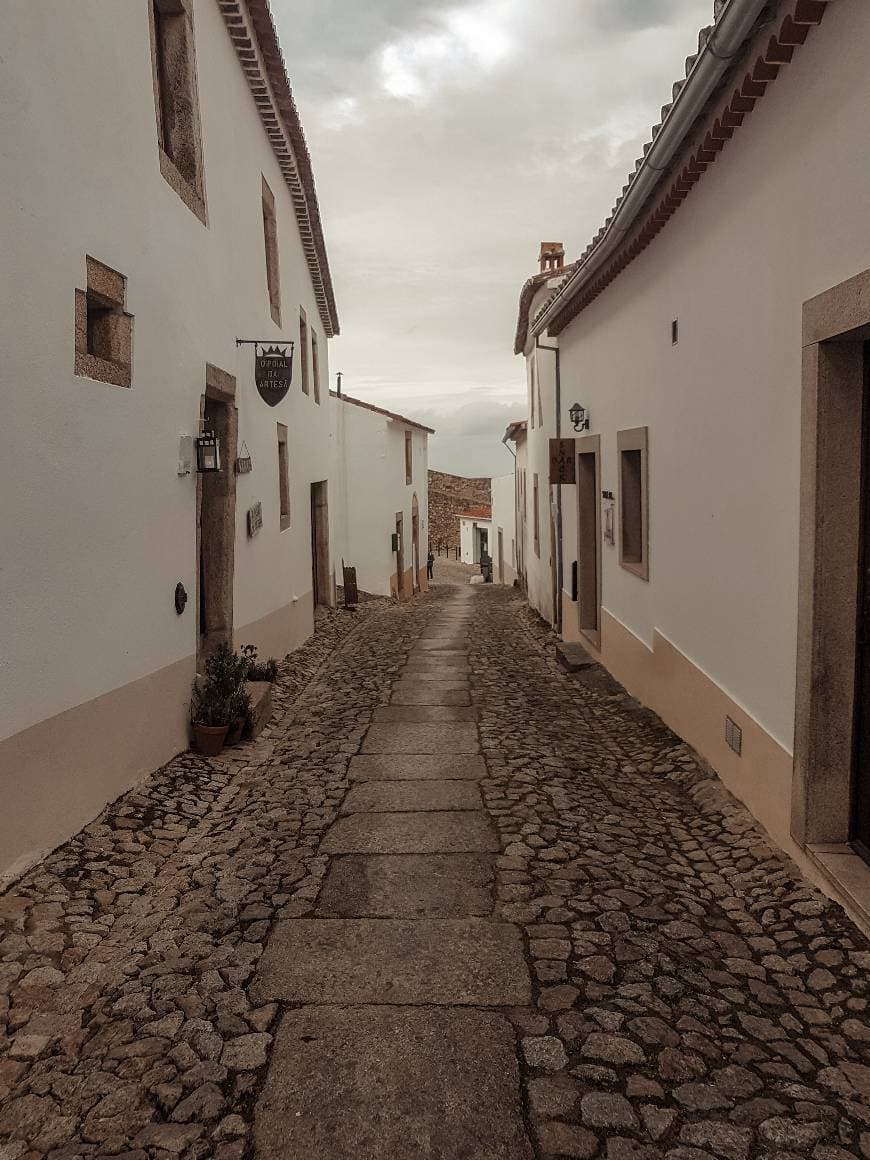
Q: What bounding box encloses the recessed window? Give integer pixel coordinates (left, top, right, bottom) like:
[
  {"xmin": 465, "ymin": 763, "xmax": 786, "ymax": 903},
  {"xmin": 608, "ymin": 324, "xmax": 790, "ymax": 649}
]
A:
[
  {"xmin": 671, "ymin": 318, "xmax": 679, "ymax": 345},
  {"xmin": 405, "ymin": 430, "xmax": 413, "ymax": 484},
  {"xmin": 618, "ymin": 426, "xmax": 649, "ymax": 580},
  {"xmin": 277, "ymin": 423, "xmax": 290, "ymax": 530},
  {"xmin": 533, "ymin": 472, "xmax": 540, "ymax": 557},
  {"xmin": 530, "ymin": 358, "xmax": 536, "ymax": 430},
  {"xmin": 312, "ymin": 331, "xmax": 320, "ymax": 404},
  {"xmin": 74, "ymin": 257, "xmax": 133, "ymax": 388},
  {"xmin": 262, "ymin": 177, "xmax": 281, "ymax": 327},
  {"xmin": 299, "ymin": 307, "xmax": 309, "ymax": 396},
  {"xmin": 149, "ymin": 0, "xmax": 206, "ymax": 221}
]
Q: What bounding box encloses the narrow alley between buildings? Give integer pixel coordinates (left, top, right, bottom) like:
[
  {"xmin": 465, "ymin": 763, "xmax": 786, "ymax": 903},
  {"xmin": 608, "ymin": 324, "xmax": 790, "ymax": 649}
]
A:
[{"xmin": 1, "ymin": 563, "xmax": 869, "ymax": 1160}]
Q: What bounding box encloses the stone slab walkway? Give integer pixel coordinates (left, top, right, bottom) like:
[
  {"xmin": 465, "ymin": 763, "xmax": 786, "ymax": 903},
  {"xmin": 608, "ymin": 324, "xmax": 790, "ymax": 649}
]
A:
[{"xmin": 1, "ymin": 567, "xmax": 869, "ymax": 1159}]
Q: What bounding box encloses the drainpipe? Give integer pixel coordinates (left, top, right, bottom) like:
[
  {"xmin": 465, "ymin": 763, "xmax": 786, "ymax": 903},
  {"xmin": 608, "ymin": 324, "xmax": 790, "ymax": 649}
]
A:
[
  {"xmin": 536, "ymin": 337, "xmax": 562, "ymax": 637},
  {"xmin": 533, "ymin": 0, "xmax": 772, "ymax": 336}
]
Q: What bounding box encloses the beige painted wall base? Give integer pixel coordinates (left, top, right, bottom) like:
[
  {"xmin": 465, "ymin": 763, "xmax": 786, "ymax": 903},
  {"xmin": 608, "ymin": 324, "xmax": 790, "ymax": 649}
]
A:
[
  {"xmin": 235, "ymin": 590, "xmax": 314, "ymax": 661},
  {"xmin": 599, "ymin": 610, "xmax": 799, "ymax": 860},
  {"xmin": 0, "ymin": 654, "xmax": 194, "ymax": 887}
]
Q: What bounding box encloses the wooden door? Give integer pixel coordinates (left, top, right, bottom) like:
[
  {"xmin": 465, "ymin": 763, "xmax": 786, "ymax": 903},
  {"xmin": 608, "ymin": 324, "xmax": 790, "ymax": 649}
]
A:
[
  {"xmin": 852, "ymin": 343, "xmax": 870, "ymax": 860},
  {"xmin": 498, "ymin": 528, "xmax": 504, "ymax": 583},
  {"xmin": 576, "ymin": 437, "xmax": 601, "ymax": 649},
  {"xmin": 395, "ymin": 512, "xmax": 405, "ymax": 598}
]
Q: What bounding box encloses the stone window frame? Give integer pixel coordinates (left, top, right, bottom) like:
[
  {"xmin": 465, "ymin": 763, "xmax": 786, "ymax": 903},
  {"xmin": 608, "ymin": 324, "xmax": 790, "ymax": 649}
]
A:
[
  {"xmin": 277, "ymin": 422, "xmax": 290, "ymax": 531},
  {"xmin": 299, "ymin": 307, "xmax": 309, "ymax": 396},
  {"xmin": 74, "ymin": 257, "xmax": 134, "ymax": 388},
  {"xmin": 793, "ymin": 266, "xmax": 870, "ymax": 927},
  {"xmin": 405, "ymin": 429, "xmax": 413, "ymax": 485},
  {"xmin": 261, "ymin": 176, "xmax": 281, "ymax": 327},
  {"xmin": 148, "ymin": 0, "xmax": 208, "ymax": 225},
  {"xmin": 617, "ymin": 426, "xmax": 649, "ymax": 581},
  {"xmin": 311, "ymin": 331, "xmax": 321, "ymax": 404}
]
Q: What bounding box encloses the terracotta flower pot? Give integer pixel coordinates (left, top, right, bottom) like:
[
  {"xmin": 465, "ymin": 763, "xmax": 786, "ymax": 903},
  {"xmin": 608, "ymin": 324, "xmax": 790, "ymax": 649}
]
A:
[{"xmin": 192, "ymin": 722, "xmax": 229, "ymax": 757}]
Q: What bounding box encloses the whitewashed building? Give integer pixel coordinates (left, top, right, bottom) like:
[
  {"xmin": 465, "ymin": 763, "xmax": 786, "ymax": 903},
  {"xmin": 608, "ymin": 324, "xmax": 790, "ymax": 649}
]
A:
[
  {"xmin": 332, "ymin": 392, "xmax": 432, "ymax": 599},
  {"xmin": 491, "ymin": 473, "xmax": 518, "ymax": 586},
  {"xmin": 517, "ymin": 0, "xmax": 870, "ymax": 920},
  {"xmin": 1, "ymin": 0, "xmax": 339, "ymax": 882},
  {"xmin": 513, "ymin": 244, "xmax": 576, "ymax": 628},
  {"xmin": 458, "ymin": 507, "xmax": 493, "ymax": 567}
]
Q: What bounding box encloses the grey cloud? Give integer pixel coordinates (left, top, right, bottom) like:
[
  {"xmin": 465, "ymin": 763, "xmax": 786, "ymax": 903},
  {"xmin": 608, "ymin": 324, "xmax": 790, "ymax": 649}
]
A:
[{"xmin": 274, "ymin": 0, "xmax": 713, "ymax": 471}]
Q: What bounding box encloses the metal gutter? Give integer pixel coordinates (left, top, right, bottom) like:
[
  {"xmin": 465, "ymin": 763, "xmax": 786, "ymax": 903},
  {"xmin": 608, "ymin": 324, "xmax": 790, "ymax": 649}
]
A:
[{"xmin": 533, "ymin": 0, "xmax": 771, "ymax": 336}]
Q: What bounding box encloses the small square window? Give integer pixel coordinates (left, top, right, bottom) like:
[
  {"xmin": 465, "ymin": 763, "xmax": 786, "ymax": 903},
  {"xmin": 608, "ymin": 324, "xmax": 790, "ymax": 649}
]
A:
[
  {"xmin": 74, "ymin": 257, "xmax": 133, "ymax": 388},
  {"xmin": 671, "ymin": 318, "xmax": 679, "ymax": 345},
  {"xmin": 312, "ymin": 331, "xmax": 321, "ymax": 404}
]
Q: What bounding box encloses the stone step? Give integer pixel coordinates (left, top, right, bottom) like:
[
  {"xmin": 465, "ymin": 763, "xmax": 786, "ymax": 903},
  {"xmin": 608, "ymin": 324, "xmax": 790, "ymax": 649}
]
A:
[
  {"xmin": 252, "ymin": 920, "xmax": 531, "ymax": 1006},
  {"xmin": 372, "ymin": 705, "xmax": 477, "ymax": 724},
  {"xmin": 362, "ymin": 722, "xmax": 478, "ymax": 754},
  {"xmin": 341, "ymin": 779, "xmax": 482, "ymax": 814},
  {"xmin": 390, "ymin": 686, "xmax": 471, "ymax": 705},
  {"xmin": 255, "ymin": 1007, "xmax": 534, "ymax": 1160},
  {"xmin": 321, "ymin": 810, "xmax": 497, "ymax": 854},
  {"xmin": 316, "ymin": 853, "xmax": 492, "ymax": 918},
  {"xmin": 348, "ymin": 754, "xmax": 487, "ymax": 782}
]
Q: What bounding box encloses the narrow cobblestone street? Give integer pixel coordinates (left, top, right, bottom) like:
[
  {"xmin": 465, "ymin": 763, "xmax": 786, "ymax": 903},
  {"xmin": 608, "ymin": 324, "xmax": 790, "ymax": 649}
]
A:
[{"xmin": 2, "ymin": 563, "xmax": 870, "ymax": 1160}]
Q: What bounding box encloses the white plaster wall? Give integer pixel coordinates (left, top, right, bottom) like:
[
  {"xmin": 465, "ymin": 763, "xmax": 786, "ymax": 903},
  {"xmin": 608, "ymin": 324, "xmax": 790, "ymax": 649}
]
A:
[
  {"xmin": 332, "ymin": 398, "xmax": 429, "ymax": 596},
  {"xmin": 0, "ymin": 0, "xmax": 334, "ymax": 741},
  {"xmin": 521, "ymin": 282, "xmax": 563, "ymax": 624},
  {"xmin": 491, "ymin": 472, "xmax": 517, "ymax": 584},
  {"xmin": 459, "ymin": 519, "xmax": 475, "ymax": 565},
  {"xmin": 556, "ymin": 0, "xmax": 870, "ymax": 751}
]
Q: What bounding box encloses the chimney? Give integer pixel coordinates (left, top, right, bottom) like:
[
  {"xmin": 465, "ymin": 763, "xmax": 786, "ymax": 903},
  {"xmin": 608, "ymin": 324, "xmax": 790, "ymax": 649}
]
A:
[{"xmin": 539, "ymin": 241, "xmax": 565, "ymax": 274}]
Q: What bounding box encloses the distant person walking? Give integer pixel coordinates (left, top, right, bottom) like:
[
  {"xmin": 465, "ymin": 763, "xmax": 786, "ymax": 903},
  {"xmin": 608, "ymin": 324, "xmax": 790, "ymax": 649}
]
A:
[{"xmin": 427, "ymin": 551, "xmax": 434, "ymax": 581}]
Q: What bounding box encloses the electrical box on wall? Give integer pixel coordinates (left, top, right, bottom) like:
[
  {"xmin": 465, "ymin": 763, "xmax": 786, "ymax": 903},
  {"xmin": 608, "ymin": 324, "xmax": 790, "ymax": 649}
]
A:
[
  {"xmin": 177, "ymin": 434, "xmax": 194, "ymax": 476},
  {"xmin": 391, "ymin": 533, "xmax": 399, "ymax": 552},
  {"xmin": 725, "ymin": 715, "xmax": 742, "ymax": 756}
]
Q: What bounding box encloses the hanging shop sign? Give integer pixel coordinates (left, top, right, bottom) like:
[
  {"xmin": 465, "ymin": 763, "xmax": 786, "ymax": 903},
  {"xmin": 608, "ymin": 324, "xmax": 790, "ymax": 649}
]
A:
[
  {"xmin": 247, "ymin": 501, "xmax": 263, "ymax": 537},
  {"xmin": 236, "ymin": 338, "xmax": 295, "ymax": 407},
  {"xmin": 549, "ymin": 437, "xmax": 576, "ymax": 485}
]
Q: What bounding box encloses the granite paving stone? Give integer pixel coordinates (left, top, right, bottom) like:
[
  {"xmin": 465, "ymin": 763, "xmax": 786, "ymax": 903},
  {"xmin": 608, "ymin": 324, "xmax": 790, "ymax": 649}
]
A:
[
  {"xmin": 316, "ymin": 853, "xmax": 493, "ymax": 917},
  {"xmin": 255, "ymin": 1007, "xmax": 533, "ymax": 1160},
  {"xmin": 341, "ymin": 779, "xmax": 483, "ymax": 813},
  {"xmin": 362, "ymin": 721, "xmax": 479, "ymax": 753},
  {"xmin": 320, "ymin": 810, "xmax": 498, "ymax": 853},
  {"xmin": 348, "ymin": 753, "xmax": 487, "ymax": 781},
  {"xmin": 371, "ymin": 704, "xmax": 478, "ymax": 723},
  {"xmin": 251, "ymin": 919, "xmax": 531, "ymax": 1004}
]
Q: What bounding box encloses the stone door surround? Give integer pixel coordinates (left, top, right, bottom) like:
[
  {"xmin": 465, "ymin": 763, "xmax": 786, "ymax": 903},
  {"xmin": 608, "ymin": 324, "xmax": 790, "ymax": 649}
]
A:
[{"xmin": 793, "ymin": 265, "xmax": 870, "ymax": 927}]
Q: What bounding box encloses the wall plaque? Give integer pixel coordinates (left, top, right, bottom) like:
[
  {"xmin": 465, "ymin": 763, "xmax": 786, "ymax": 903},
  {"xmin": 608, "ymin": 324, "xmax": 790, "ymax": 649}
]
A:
[
  {"xmin": 549, "ymin": 437, "xmax": 576, "ymax": 485},
  {"xmin": 247, "ymin": 501, "xmax": 263, "ymax": 537}
]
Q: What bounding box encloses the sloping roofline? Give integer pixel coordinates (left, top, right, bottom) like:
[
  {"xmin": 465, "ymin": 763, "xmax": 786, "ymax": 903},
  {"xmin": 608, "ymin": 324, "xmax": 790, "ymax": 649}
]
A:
[
  {"xmin": 330, "ymin": 391, "xmax": 436, "ymax": 434},
  {"xmin": 533, "ymin": 0, "xmax": 832, "ymax": 338},
  {"xmin": 219, "ymin": 0, "xmax": 339, "ymax": 337},
  {"xmin": 513, "ymin": 265, "xmax": 577, "ymax": 355}
]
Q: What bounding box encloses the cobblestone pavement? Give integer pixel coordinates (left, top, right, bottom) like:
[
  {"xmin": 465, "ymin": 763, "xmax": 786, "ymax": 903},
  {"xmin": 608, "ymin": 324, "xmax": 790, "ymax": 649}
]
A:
[{"xmin": 1, "ymin": 566, "xmax": 869, "ymax": 1159}]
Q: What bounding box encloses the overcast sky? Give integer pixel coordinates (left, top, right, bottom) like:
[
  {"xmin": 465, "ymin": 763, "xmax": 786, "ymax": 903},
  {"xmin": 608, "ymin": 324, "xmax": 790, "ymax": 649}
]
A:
[{"xmin": 272, "ymin": 0, "xmax": 713, "ymax": 476}]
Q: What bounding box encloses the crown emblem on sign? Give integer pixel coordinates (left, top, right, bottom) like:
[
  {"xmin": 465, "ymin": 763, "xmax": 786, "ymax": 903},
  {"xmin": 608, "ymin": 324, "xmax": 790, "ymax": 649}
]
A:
[{"xmin": 260, "ymin": 345, "xmax": 287, "ymax": 357}]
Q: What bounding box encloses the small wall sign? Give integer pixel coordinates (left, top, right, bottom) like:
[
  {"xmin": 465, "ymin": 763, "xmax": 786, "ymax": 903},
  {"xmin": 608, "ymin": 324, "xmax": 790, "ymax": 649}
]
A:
[
  {"xmin": 549, "ymin": 438, "xmax": 576, "ymax": 485},
  {"xmin": 247, "ymin": 501, "xmax": 263, "ymax": 537},
  {"xmin": 236, "ymin": 338, "xmax": 295, "ymax": 407},
  {"xmin": 235, "ymin": 440, "xmax": 253, "ymax": 474}
]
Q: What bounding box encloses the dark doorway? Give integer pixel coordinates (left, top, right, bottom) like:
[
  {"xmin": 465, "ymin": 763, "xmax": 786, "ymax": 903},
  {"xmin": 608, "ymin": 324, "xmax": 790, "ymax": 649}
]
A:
[
  {"xmin": 576, "ymin": 436, "xmax": 601, "ymax": 649},
  {"xmin": 197, "ymin": 373, "xmax": 237, "ymax": 667},
  {"xmin": 498, "ymin": 528, "xmax": 504, "ymax": 584},
  {"xmin": 310, "ymin": 480, "xmax": 332, "ymax": 607},
  {"xmin": 412, "ymin": 495, "xmax": 420, "ymax": 594},
  {"xmin": 852, "ymin": 342, "xmax": 870, "ymax": 861},
  {"xmin": 395, "ymin": 512, "xmax": 405, "ymax": 598}
]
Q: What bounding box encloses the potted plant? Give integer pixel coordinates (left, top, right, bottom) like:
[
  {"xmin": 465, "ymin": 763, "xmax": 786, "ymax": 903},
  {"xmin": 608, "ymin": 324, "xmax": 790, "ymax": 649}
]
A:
[
  {"xmin": 240, "ymin": 644, "xmax": 279, "ymax": 683},
  {"xmin": 191, "ymin": 643, "xmax": 247, "ymax": 756}
]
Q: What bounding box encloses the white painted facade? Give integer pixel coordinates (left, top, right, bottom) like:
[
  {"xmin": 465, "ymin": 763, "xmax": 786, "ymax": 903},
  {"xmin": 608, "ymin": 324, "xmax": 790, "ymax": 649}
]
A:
[
  {"xmin": 513, "ymin": 0, "xmax": 870, "ymax": 914},
  {"xmin": 0, "ymin": 0, "xmax": 338, "ymax": 882},
  {"xmin": 332, "ymin": 394, "xmax": 431, "ymax": 598},
  {"xmin": 490, "ymin": 473, "xmax": 518, "ymax": 586},
  {"xmin": 459, "ymin": 516, "xmax": 493, "ymax": 567}
]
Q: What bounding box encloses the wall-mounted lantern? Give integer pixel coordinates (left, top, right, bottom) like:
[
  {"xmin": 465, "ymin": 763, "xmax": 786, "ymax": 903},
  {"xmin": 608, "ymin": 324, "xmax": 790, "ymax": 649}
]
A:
[
  {"xmin": 569, "ymin": 403, "xmax": 590, "ymax": 432},
  {"xmin": 196, "ymin": 428, "xmax": 220, "ymax": 473}
]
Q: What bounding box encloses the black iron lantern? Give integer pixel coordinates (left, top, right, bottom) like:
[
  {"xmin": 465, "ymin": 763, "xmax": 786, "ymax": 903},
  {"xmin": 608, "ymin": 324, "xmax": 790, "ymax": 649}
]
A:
[
  {"xmin": 196, "ymin": 428, "xmax": 220, "ymax": 473},
  {"xmin": 569, "ymin": 403, "xmax": 590, "ymax": 432}
]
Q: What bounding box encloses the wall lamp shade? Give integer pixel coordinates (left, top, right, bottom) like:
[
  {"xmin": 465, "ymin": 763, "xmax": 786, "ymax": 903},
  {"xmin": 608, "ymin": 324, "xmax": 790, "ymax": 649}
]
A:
[
  {"xmin": 196, "ymin": 430, "xmax": 221, "ymax": 473},
  {"xmin": 569, "ymin": 403, "xmax": 590, "ymax": 432}
]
